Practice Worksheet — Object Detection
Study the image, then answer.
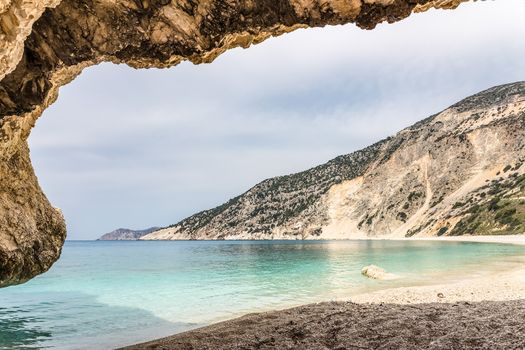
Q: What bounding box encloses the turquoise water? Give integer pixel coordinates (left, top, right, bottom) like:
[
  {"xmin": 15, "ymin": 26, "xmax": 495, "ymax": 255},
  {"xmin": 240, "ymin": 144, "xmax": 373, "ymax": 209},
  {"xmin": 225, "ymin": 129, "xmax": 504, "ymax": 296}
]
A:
[{"xmin": 1, "ymin": 240, "xmax": 524, "ymax": 349}]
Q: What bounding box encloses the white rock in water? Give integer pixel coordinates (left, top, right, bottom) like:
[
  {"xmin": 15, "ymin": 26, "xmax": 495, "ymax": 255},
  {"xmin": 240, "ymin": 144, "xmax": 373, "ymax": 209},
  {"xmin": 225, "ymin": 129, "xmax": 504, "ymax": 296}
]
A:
[{"xmin": 361, "ymin": 265, "xmax": 399, "ymax": 280}]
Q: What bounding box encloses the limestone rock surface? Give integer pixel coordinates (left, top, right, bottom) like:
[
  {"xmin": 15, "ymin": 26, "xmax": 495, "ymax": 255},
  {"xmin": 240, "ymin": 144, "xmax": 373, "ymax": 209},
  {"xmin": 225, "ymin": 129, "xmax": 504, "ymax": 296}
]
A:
[{"xmin": 361, "ymin": 265, "xmax": 399, "ymax": 280}]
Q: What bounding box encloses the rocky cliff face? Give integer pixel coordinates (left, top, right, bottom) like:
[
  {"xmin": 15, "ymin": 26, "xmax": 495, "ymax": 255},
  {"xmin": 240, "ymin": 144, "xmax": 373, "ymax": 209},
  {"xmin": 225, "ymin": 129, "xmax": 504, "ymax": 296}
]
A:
[
  {"xmin": 143, "ymin": 82, "xmax": 525, "ymax": 240},
  {"xmin": 98, "ymin": 227, "xmax": 160, "ymax": 240},
  {"xmin": 0, "ymin": 0, "xmax": 471, "ymax": 286}
]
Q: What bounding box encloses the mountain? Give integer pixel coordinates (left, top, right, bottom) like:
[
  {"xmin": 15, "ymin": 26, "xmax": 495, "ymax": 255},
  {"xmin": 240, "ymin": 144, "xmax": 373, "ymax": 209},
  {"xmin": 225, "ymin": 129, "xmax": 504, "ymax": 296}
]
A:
[
  {"xmin": 98, "ymin": 227, "xmax": 160, "ymax": 240},
  {"xmin": 143, "ymin": 82, "xmax": 525, "ymax": 240}
]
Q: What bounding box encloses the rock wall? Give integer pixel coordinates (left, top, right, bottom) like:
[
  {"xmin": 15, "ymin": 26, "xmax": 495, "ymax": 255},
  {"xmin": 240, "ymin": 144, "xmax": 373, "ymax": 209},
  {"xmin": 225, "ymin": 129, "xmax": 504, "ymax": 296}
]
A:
[{"xmin": 0, "ymin": 0, "xmax": 468, "ymax": 286}]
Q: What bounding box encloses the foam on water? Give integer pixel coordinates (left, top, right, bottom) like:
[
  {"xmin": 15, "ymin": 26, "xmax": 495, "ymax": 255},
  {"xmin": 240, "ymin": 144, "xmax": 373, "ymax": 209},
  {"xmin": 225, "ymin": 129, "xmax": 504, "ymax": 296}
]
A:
[{"xmin": 0, "ymin": 240, "xmax": 524, "ymax": 349}]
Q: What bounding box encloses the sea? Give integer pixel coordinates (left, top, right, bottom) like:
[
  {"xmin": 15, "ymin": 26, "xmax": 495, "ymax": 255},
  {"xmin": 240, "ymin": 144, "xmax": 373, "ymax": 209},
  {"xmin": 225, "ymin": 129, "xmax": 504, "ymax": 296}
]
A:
[{"xmin": 1, "ymin": 240, "xmax": 524, "ymax": 349}]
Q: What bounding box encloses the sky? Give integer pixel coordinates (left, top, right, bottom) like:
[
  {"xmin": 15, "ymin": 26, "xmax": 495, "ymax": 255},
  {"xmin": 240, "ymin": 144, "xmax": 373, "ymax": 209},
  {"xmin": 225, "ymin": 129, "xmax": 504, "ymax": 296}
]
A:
[{"xmin": 29, "ymin": 0, "xmax": 525, "ymax": 240}]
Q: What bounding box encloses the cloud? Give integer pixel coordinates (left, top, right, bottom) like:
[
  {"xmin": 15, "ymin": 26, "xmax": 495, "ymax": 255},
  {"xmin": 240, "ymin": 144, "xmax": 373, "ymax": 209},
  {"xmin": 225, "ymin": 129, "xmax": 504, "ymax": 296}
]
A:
[{"xmin": 29, "ymin": 0, "xmax": 525, "ymax": 239}]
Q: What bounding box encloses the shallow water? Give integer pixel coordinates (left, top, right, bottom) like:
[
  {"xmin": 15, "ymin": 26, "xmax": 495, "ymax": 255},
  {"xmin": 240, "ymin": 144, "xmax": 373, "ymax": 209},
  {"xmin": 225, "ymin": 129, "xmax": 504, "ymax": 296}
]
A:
[{"xmin": 0, "ymin": 240, "xmax": 524, "ymax": 349}]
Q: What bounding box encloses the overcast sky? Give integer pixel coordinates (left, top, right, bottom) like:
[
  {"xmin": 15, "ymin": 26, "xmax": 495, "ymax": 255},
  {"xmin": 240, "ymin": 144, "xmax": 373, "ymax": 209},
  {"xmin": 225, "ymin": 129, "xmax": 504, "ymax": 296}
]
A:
[{"xmin": 29, "ymin": 1, "xmax": 525, "ymax": 240}]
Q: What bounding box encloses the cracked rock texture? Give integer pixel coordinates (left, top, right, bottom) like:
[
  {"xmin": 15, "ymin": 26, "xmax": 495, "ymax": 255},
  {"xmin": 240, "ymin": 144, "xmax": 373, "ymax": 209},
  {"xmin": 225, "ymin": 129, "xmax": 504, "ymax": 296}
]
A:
[{"xmin": 0, "ymin": 0, "xmax": 468, "ymax": 286}]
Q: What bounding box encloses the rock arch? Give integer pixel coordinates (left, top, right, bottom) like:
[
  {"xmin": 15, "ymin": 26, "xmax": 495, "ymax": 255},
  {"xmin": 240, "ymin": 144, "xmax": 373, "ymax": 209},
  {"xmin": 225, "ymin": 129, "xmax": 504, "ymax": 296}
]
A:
[{"xmin": 0, "ymin": 0, "xmax": 467, "ymax": 286}]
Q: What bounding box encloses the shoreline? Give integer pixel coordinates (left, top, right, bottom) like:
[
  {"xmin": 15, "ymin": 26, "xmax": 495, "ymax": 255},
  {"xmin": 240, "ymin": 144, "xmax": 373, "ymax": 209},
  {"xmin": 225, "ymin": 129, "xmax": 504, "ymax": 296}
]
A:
[
  {"xmin": 351, "ymin": 259, "xmax": 525, "ymax": 304},
  {"xmin": 95, "ymin": 233, "xmax": 525, "ymax": 244},
  {"xmin": 122, "ymin": 235, "xmax": 525, "ymax": 349},
  {"xmin": 348, "ymin": 234, "xmax": 525, "ymax": 246},
  {"xmin": 405, "ymin": 234, "xmax": 525, "ymax": 245},
  {"xmin": 349, "ymin": 234, "xmax": 525, "ymax": 304}
]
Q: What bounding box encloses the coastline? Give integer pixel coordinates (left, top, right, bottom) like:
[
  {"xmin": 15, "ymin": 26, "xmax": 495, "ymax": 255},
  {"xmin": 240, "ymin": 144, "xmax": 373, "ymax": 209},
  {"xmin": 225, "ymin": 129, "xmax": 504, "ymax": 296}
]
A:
[
  {"xmin": 350, "ymin": 234, "xmax": 525, "ymax": 246},
  {"xmin": 351, "ymin": 260, "xmax": 525, "ymax": 304},
  {"xmin": 349, "ymin": 234, "xmax": 525, "ymax": 304},
  {"xmin": 122, "ymin": 235, "xmax": 525, "ymax": 349},
  {"xmin": 405, "ymin": 234, "xmax": 525, "ymax": 246},
  {"xmin": 135, "ymin": 234, "xmax": 525, "ymax": 244}
]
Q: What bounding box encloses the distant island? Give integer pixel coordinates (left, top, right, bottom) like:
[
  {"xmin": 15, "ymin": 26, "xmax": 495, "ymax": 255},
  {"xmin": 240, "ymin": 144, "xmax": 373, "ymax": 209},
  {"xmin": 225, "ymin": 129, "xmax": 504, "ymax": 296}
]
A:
[{"xmin": 97, "ymin": 227, "xmax": 160, "ymax": 240}]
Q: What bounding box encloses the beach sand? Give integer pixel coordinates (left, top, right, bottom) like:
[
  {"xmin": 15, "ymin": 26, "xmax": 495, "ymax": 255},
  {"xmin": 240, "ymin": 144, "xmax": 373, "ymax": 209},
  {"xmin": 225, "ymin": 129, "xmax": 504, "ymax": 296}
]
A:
[
  {"xmin": 121, "ymin": 236, "xmax": 525, "ymax": 350},
  {"xmin": 351, "ymin": 235, "xmax": 525, "ymax": 304}
]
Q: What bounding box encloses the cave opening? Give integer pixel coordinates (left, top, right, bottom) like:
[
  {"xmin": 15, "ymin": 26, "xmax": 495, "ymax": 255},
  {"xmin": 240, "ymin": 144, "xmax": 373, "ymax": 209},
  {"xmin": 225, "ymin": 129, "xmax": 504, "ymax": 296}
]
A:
[
  {"xmin": 1, "ymin": 0, "xmax": 525, "ymax": 287},
  {"xmin": 26, "ymin": 2, "xmax": 525, "ymax": 241}
]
